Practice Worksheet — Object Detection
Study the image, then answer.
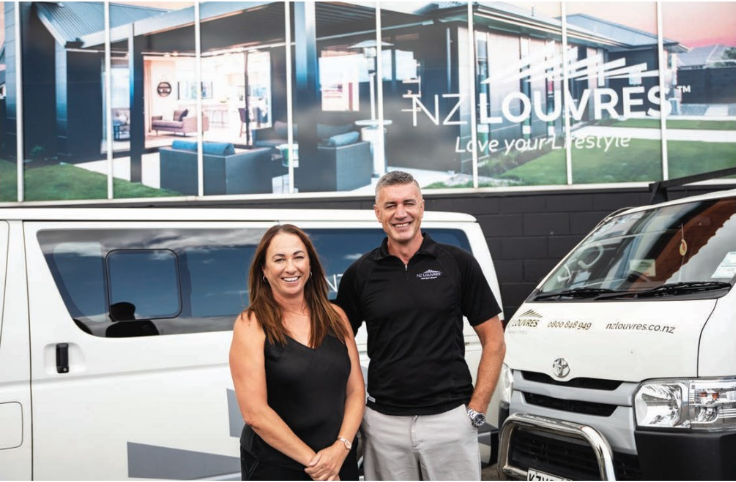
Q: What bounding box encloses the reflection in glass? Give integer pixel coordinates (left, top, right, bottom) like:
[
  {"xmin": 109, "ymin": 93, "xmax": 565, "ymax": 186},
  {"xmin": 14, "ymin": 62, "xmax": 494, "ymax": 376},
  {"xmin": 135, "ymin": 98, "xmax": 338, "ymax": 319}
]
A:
[
  {"xmin": 39, "ymin": 227, "xmax": 266, "ymax": 337},
  {"xmin": 539, "ymin": 198, "xmax": 736, "ymax": 295},
  {"xmin": 108, "ymin": 250, "xmax": 181, "ymax": 319},
  {"xmin": 305, "ymin": 227, "xmax": 471, "ymax": 299},
  {"xmin": 0, "ymin": 2, "xmax": 19, "ymax": 202},
  {"xmin": 567, "ymin": 2, "xmax": 663, "ymax": 184},
  {"xmin": 662, "ymin": 2, "xmax": 736, "ymax": 179},
  {"xmin": 185, "ymin": 246, "xmax": 251, "ymax": 316},
  {"xmin": 52, "ymin": 242, "xmax": 108, "ymax": 323},
  {"xmin": 475, "ymin": 2, "xmax": 567, "ymax": 187}
]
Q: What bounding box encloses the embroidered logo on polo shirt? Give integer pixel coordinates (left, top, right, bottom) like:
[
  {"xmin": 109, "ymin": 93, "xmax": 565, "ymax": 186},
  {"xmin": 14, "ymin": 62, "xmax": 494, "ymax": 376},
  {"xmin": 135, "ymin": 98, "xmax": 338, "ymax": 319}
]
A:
[{"xmin": 417, "ymin": 269, "xmax": 442, "ymax": 280}]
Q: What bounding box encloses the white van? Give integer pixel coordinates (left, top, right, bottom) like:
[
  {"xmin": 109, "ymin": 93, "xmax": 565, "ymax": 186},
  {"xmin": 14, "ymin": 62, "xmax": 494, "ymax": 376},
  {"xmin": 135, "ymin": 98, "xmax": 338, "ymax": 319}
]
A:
[
  {"xmin": 0, "ymin": 208, "xmax": 501, "ymax": 480},
  {"xmin": 498, "ymin": 188, "xmax": 736, "ymax": 480}
]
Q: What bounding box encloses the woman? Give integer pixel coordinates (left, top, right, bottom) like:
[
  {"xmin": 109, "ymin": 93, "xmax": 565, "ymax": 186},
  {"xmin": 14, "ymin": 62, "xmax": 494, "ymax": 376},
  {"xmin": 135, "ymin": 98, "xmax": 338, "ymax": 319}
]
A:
[{"xmin": 230, "ymin": 224, "xmax": 364, "ymax": 481}]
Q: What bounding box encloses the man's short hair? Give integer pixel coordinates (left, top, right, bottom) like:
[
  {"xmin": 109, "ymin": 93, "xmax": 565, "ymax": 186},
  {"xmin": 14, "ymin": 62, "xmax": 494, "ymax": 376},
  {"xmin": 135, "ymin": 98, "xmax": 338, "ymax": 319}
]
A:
[{"xmin": 375, "ymin": 171, "xmax": 422, "ymax": 203}]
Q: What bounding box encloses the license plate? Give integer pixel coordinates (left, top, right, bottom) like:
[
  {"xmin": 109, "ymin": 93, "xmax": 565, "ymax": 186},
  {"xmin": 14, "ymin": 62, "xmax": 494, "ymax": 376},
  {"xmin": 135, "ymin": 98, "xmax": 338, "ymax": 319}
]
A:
[{"xmin": 526, "ymin": 468, "xmax": 570, "ymax": 481}]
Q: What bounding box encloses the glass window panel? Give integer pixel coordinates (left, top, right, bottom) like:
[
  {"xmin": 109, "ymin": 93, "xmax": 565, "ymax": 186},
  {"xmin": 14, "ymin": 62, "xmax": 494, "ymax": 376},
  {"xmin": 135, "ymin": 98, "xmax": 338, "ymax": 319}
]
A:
[
  {"xmin": 183, "ymin": 246, "xmax": 252, "ymax": 317},
  {"xmin": 290, "ymin": 1, "xmax": 377, "ymax": 194},
  {"xmin": 566, "ymin": 2, "xmax": 663, "ymax": 184},
  {"xmin": 39, "ymin": 227, "xmax": 266, "ymax": 337},
  {"xmin": 51, "ymin": 242, "xmax": 108, "ymax": 323},
  {"xmin": 0, "ymin": 2, "xmax": 18, "ymax": 202},
  {"xmin": 662, "ymin": 2, "xmax": 736, "ymax": 179},
  {"xmin": 305, "ymin": 227, "xmax": 471, "ymax": 299},
  {"xmin": 380, "ymin": 2, "xmax": 471, "ymax": 190},
  {"xmin": 19, "ymin": 2, "xmax": 108, "ymax": 201},
  {"xmin": 200, "ymin": 2, "xmax": 286, "ymax": 196},
  {"xmin": 110, "ymin": 1, "xmax": 197, "ymax": 199},
  {"xmin": 107, "ymin": 250, "xmax": 181, "ymax": 319},
  {"xmin": 475, "ymin": 2, "xmax": 567, "ymax": 187}
]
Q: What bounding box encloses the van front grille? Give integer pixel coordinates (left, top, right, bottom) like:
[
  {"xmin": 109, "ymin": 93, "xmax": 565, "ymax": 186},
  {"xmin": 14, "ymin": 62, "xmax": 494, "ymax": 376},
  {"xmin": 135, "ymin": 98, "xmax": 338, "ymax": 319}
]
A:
[
  {"xmin": 523, "ymin": 392, "xmax": 617, "ymax": 417},
  {"xmin": 521, "ymin": 371, "xmax": 622, "ymax": 390},
  {"xmin": 509, "ymin": 428, "xmax": 642, "ymax": 480}
]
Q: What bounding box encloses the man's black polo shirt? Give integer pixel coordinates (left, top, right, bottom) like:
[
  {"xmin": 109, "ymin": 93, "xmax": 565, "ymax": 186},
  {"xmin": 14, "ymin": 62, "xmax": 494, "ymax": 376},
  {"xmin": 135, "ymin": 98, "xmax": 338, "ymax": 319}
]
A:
[{"xmin": 336, "ymin": 233, "xmax": 501, "ymax": 416}]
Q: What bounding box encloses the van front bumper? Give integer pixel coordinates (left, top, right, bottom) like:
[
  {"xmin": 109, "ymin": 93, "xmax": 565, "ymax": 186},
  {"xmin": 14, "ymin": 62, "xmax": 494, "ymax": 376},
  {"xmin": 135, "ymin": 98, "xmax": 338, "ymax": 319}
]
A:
[
  {"xmin": 635, "ymin": 430, "xmax": 736, "ymax": 480},
  {"xmin": 498, "ymin": 412, "xmax": 736, "ymax": 480},
  {"xmin": 498, "ymin": 413, "xmax": 617, "ymax": 480}
]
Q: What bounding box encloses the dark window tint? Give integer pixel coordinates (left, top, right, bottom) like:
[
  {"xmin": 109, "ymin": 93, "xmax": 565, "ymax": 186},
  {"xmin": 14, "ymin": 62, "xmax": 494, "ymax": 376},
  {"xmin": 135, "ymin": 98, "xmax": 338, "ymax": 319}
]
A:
[
  {"xmin": 107, "ymin": 250, "xmax": 180, "ymax": 319},
  {"xmin": 50, "ymin": 242, "xmax": 108, "ymax": 322},
  {"xmin": 182, "ymin": 247, "xmax": 252, "ymax": 317},
  {"xmin": 305, "ymin": 228, "xmax": 471, "ymax": 299},
  {"xmin": 427, "ymin": 229, "xmax": 472, "ymax": 252},
  {"xmin": 38, "ymin": 228, "xmax": 265, "ymax": 337},
  {"xmin": 38, "ymin": 226, "xmax": 471, "ymax": 335}
]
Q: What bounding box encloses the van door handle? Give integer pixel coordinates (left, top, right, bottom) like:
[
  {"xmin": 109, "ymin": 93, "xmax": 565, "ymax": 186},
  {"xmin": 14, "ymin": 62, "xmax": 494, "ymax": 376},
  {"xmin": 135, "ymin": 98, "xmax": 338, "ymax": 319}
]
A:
[{"xmin": 56, "ymin": 343, "xmax": 69, "ymax": 374}]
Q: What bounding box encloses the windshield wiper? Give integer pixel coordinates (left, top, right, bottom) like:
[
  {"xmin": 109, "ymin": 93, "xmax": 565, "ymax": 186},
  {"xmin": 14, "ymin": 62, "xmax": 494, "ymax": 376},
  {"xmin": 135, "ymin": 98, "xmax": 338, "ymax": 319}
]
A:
[
  {"xmin": 595, "ymin": 281, "xmax": 732, "ymax": 300},
  {"xmin": 533, "ymin": 287, "xmax": 618, "ymax": 301}
]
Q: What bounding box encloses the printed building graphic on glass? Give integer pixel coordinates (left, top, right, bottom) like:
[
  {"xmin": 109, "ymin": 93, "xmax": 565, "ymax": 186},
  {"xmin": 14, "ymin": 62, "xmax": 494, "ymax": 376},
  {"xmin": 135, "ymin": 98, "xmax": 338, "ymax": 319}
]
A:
[{"xmin": 0, "ymin": 1, "xmax": 734, "ymax": 202}]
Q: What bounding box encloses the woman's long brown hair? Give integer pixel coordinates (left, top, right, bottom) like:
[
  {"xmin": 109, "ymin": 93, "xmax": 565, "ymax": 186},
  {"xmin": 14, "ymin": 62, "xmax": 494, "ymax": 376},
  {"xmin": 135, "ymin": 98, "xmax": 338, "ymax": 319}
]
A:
[{"xmin": 244, "ymin": 224, "xmax": 348, "ymax": 347}]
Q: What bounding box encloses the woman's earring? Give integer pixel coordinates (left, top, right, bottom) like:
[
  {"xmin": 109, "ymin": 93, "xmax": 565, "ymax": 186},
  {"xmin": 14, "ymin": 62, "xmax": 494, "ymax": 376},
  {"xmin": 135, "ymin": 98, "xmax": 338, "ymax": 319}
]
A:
[
  {"xmin": 262, "ymin": 275, "xmax": 268, "ymax": 283},
  {"xmin": 310, "ymin": 271, "xmax": 313, "ymax": 278}
]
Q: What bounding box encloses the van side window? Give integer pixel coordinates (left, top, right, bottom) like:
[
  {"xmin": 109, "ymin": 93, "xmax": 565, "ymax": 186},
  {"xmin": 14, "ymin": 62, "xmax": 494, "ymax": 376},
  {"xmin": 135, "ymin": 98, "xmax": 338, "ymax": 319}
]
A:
[
  {"xmin": 107, "ymin": 250, "xmax": 181, "ymax": 319},
  {"xmin": 182, "ymin": 247, "xmax": 251, "ymax": 317},
  {"xmin": 38, "ymin": 227, "xmax": 470, "ymax": 336},
  {"xmin": 51, "ymin": 242, "xmax": 108, "ymax": 323},
  {"xmin": 38, "ymin": 228, "xmax": 263, "ymax": 337},
  {"xmin": 305, "ymin": 228, "xmax": 471, "ymax": 299}
]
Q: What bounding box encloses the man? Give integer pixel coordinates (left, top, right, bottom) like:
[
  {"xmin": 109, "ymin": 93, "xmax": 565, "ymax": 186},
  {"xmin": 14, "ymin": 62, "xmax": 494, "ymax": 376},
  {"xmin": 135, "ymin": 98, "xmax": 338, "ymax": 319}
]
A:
[{"xmin": 336, "ymin": 171, "xmax": 505, "ymax": 481}]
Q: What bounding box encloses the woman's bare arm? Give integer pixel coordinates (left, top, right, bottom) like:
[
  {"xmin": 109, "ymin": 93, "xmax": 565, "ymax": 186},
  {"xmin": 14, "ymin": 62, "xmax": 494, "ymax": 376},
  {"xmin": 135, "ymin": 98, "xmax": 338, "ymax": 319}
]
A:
[
  {"xmin": 230, "ymin": 312, "xmax": 317, "ymax": 467},
  {"xmin": 305, "ymin": 305, "xmax": 366, "ymax": 480}
]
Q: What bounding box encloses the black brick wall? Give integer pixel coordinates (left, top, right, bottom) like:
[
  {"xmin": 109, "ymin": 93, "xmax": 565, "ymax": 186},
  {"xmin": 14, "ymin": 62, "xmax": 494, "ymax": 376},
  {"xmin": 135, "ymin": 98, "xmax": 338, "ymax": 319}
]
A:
[{"xmin": 99, "ymin": 183, "xmax": 734, "ymax": 320}]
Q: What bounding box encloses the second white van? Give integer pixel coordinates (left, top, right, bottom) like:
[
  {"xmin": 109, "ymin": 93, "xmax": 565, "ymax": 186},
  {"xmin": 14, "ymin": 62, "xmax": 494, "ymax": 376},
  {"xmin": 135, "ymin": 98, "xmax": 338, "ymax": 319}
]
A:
[{"xmin": 498, "ymin": 188, "xmax": 736, "ymax": 480}]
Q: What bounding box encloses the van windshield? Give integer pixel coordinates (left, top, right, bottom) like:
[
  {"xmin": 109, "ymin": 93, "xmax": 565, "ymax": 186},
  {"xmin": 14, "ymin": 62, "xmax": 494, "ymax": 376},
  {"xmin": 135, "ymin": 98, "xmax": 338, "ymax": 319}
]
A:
[{"xmin": 535, "ymin": 197, "xmax": 736, "ymax": 301}]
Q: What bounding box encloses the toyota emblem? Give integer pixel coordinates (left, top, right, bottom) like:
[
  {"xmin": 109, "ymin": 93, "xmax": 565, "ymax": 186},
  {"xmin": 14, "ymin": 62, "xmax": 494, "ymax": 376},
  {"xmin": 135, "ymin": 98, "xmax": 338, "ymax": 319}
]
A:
[{"xmin": 552, "ymin": 358, "xmax": 570, "ymax": 378}]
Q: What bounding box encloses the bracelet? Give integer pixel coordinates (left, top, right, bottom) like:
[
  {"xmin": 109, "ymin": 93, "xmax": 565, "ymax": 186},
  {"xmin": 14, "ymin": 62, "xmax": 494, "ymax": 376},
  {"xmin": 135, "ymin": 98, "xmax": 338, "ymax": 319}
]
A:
[{"xmin": 337, "ymin": 436, "xmax": 352, "ymax": 450}]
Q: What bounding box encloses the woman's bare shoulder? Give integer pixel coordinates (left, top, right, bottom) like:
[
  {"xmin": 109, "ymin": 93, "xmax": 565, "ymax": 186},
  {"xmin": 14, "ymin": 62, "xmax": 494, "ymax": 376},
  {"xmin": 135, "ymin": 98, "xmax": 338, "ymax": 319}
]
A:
[{"xmin": 233, "ymin": 310, "xmax": 265, "ymax": 338}]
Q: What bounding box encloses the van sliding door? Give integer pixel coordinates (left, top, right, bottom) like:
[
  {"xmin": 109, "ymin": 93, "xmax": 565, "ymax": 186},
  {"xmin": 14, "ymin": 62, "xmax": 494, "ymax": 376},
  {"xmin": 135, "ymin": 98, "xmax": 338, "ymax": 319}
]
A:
[{"xmin": 24, "ymin": 222, "xmax": 272, "ymax": 480}]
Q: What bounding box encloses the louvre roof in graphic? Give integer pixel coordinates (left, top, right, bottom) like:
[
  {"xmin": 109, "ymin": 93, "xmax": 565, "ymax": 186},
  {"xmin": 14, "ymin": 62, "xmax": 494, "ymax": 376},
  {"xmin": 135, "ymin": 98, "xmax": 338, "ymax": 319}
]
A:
[
  {"xmin": 677, "ymin": 44, "xmax": 735, "ymax": 68},
  {"xmin": 35, "ymin": 2, "xmax": 170, "ymax": 46},
  {"xmin": 29, "ymin": 1, "xmax": 683, "ymax": 56},
  {"xmin": 565, "ymin": 13, "xmax": 685, "ymax": 52}
]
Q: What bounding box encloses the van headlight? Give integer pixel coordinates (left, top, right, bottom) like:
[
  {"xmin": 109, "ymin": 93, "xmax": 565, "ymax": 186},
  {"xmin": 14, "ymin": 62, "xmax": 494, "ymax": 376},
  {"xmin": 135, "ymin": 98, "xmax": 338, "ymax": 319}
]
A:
[
  {"xmin": 635, "ymin": 378, "xmax": 736, "ymax": 431},
  {"xmin": 499, "ymin": 364, "xmax": 514, "ymax": 405}
]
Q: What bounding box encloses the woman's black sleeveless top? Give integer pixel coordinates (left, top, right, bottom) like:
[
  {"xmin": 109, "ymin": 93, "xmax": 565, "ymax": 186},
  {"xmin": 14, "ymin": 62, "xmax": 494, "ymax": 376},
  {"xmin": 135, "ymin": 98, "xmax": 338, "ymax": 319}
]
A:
[{"xmin": 240, "ymin": 333, "xmax": 350, "ymax": 469}]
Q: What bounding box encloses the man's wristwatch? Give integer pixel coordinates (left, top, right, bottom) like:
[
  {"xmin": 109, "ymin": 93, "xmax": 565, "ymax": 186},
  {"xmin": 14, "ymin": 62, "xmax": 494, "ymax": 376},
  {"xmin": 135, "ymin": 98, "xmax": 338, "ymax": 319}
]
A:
[
  {"xmin": 337, "ymin": 436, "xmax": 352, "ymax": 450},
  {"xmin": 467, "ymin": 408, "xmax": 486, "ymax": 428}
]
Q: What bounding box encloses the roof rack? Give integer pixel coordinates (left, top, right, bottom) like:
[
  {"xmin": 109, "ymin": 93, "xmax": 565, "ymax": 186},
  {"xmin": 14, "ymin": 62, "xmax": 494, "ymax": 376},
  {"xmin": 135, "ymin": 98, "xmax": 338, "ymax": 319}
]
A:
[{"xmin": 648, "ymin": 166, "xmax": 736, "ymax": 205}]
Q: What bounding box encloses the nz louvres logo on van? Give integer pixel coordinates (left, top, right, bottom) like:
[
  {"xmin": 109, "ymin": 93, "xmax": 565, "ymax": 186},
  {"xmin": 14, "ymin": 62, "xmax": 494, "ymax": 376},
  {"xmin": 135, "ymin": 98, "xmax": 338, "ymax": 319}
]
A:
[
  {"xmin": 417, "ymin": 269, "xmax": 442, "ymax": 280},
  {"xmin": 508, "ymin": 309, "xmax": 543, "ymax": 329},
  {"xmin": 404, "ymin": 43, "xmax": 669, "ymax": 156}
]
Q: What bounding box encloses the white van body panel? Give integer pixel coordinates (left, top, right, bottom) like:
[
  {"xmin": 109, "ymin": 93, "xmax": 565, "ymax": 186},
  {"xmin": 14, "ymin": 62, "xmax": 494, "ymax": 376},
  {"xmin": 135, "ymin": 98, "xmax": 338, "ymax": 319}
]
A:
[
  {"xmin": 698, "ymin": 290, "xmax": 736, "ymax": 376},
  {"xmin": 505, "ymin": 300, "xmax": 715, "ymax": 381},
  {"xmin": 0, "ymin": 221, "xmax": 33, "ymax": 480}
]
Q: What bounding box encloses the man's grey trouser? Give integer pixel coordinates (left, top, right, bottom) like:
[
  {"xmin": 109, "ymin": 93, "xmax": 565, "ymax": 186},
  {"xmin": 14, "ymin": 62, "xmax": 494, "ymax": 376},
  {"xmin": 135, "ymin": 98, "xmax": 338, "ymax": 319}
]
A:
[{"xmin": 362, "ymin": 405, "xmax": 481, "ymax": 481}]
